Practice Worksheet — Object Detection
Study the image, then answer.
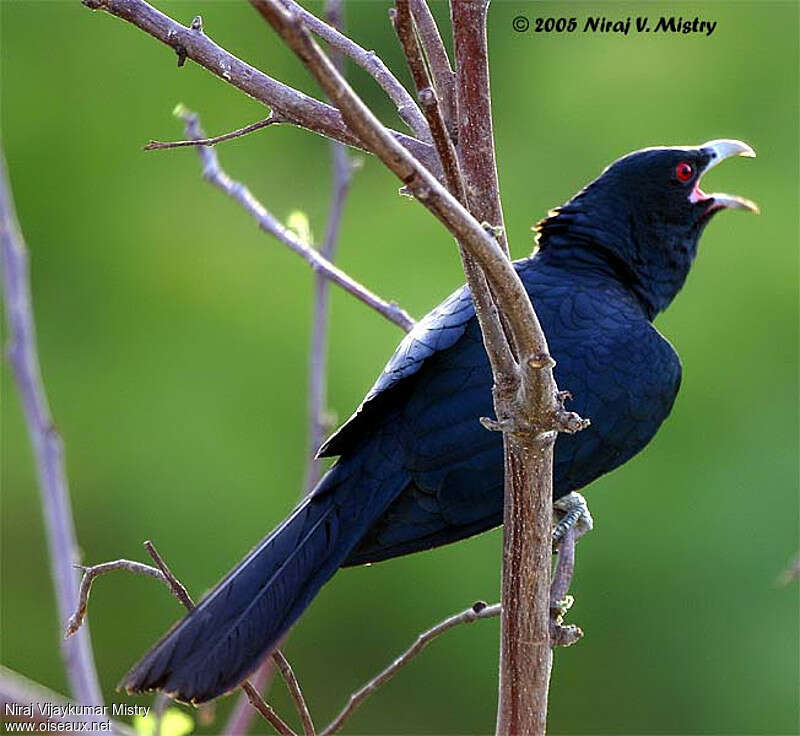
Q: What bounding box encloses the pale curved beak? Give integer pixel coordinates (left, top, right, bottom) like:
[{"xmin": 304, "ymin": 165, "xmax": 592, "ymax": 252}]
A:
[{"xmin": 692, "ymin": 139, "xmax": 759, "ymax": 214}]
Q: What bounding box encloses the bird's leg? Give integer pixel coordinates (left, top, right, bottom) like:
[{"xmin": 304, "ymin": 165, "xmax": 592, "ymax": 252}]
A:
[
  {"xmin": 549, "ymin": 492, "xmax": 593, "ymax": 647},
  {"xmin": 552, "ymin": 491, "xmax": 593, "ymax": 547}
]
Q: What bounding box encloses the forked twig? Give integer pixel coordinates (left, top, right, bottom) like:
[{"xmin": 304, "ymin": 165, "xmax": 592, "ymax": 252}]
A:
[
  {"xmin": 272, "ymin": 651, "xmax": 316, "ymax": 736},
  {"xmin": 320, "ymin": 601, "xmax": 501, "ymax": 736},
  {"xmin": 65, "ymin": 559, "xmax": 167, "ymax": 637},
  {"xmin": 65, "ymin": 541, "xmax": 303, "ymax": 736},
  {"xmin": 253, "ymin": 0, "xmax": 430, "ymax": 141},
  {"xmin": 81, "ymin": 0, "xmax": 440, "ymax": 173},
  {"xmin": 175, "ymin": 108, "xmax": 414, "ymax": 332},
  {"xmin": 144, "ymin": 115, "xmax": 281, "ymax": 151},
  {"xmin": 408, "ymin": 0, "xmax": 456, "ymax": 137}
]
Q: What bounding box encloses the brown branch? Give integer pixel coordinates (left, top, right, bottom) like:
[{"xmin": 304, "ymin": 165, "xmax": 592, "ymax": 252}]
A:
[
  {"xmin": 143, "ymin": 540, "xmax": 195, "ymax": 610},
  {"xmin": 143, "ymin": 115, "xmax": 281, "ymax": 151},
  {"xmin": 241, "ymin": 683, "xmax": 295, "ymax": 736},
  {"xmin": 223, "ymin": 658, "xmax": 277, "ymax": 736},
  {"xmin": 65, "ymin": 559, "xmax": 167, "ymax": 637},
  {"xmin": 392, "ymin": 0, "xmax": 516, "ymax": 388},
  {"xmin": 320, "ymin": 601, "xmax": 501, "ymax": 736},
  {"xmin": 408, "ymin": 0, "xmax": 457, "ymax": 138},
  {"xmin": 452, "ymin": 1, "xmax": 508, "ymax": 257},
  {"xmin": 253, "ymin": 0, "xmax": 552, "ymax": 365},
  {"xmin": 248, "ymin": 13, "xmax": 588, "ymax": 731},
  {"xmin": 251, "ymin": 0, "xmax": 431, "ymax": 141},
  {"xmin": 319, "ymin": 529, "xmax": 587, "ymax": 736},
  {"xmin": 80, "ymin": 0, "xmax": 440, "ymax": 173},
  {"xmin": 392, "ymin": 1, "xmax": 460, "ymax": 196},
  {"xmin": 271, "ymin": 651, "xmax": 315, "ymax": 736},
  {"xmin": 449, "ymin": 4, "xmax": 574, "ymax": 733},
  {"xmin": 175, "ymin": 107, "xmax": 414, "ymax": 332},
  {"xmin": 0, "ymin": 151, "xmax": 104, "ymax": 708}
]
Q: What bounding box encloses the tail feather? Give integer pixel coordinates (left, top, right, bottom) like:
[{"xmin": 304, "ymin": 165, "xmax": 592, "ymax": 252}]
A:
[
  {"xmin": 122, "ymin": 490, "xmax": 343, "ymax": 702},
  {"xmin": 122, "ymin": 452, "xmax": 406, "ymax": 704}
]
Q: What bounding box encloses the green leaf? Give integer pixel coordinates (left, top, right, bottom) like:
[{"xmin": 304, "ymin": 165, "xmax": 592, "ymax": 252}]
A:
[{"xmin": 287, "ymin": 210, "xmax": 313, "ymax": 246}]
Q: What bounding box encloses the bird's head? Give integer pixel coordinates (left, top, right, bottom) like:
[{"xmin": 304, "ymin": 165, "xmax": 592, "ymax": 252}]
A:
[{"xmin": 535, "ymin": 139, "xmax": 758, "ymax": 318}]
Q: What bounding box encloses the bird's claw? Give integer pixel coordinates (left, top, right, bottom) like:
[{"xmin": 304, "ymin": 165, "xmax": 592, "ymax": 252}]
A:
[
  {"xmin": 550, "ymin": 621, "xmax": 583, "ymax": 647},
  {"xmin": 550, "ymin": 594, "xmax": 574, "ymax": 619},
  {"xmin": 552, "ymin": 491, "xmax": 593, "ymax": 547}
]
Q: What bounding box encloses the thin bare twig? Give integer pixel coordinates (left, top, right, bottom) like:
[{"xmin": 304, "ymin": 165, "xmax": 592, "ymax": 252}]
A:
[
  {"xmin": 228, "ymin": 6, "xmax": 355, "ymax": 730},
  {"xmin": 392, "ymin": 0, "xmax": 516, "ymax": 388},
  {"xmin": 320, "ymin": 601, "xmax": 501, "ymax": 736},
  {"xmin": 254, "ymin": 1, "xmax": 551, "ymax": 364},
  {"xmin": 0, "ymin": 152, "xmax": 104, "ymax": 708},
  {"xmin": 241, "ymin": 682, "xmax": 296, "ymax": 736},
  {"xmin": 251, "ymin": 0, "xmax": 430, "ymax": 141},
  {"xmin": 65, "ymin": 541, "xmax": 300, "ymax": 736},
  {"xmin": 80, "ymin": 0, "xmax": 440, "ymax": 173},
  {"xmin": 223, "ymin": 658, "xmax": 277, "ymax": 736},
  {"xmin": 0, "ymin": 667, "xmax": 135, "ymax": 736},
  {"xmin": 271, "ymin": 651, "xmax": 315, "ymax": 736},
  {"xmin": 392, "ymin": 1, "xmax": 460, "ymax": 196},
  {"xmin": 65, "ymin": 559, "xmax": 166, "ymax": 637},
  {"xmin": 142, "ymin": 545, "xmax": 301, "ymax": 735},
  {"xmin": 143, "ymin": 540, "xmax": 195, "ymax": 610},
  {"xmin": 143, "ymin": 115, "xmax": 281, "ymax": 151},
  {"xmin": 305, "ymin": 0, "xmax": 354, "ymax": 490},
  {"xmin": 317, "ymin": 528, "xmax": 584, "ymax": 736},
  {"xmin": 175, "ymin": 108, "xmax": 414, "ymax": 332},
  {"xmin": 408, "ymin": 0, "xmax": 457, "ymax": 137}
]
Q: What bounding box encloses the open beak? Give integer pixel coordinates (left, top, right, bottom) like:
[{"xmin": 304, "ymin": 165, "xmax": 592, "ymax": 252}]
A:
[{"xmin": 690, "ymin": 139, "xmax": 760, "ymax": 214}]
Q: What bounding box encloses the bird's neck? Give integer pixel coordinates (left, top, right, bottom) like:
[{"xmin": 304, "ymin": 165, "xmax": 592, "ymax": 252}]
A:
[{"xmin": 535, "ymin": 206, "xmax": 694, "ymax": 320}]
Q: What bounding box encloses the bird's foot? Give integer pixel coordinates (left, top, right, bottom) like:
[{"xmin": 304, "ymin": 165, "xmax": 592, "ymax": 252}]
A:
[
  {"xmin": 550, "ymin": 592, "xmax": 583, "ymax": 647},
  {"xmin": 552, "ymin": 491, "xmax": 593, "ymax": 548},
  {"xmin": 549, "ymin": 494, "xmax": 591, "ymax": 648}
]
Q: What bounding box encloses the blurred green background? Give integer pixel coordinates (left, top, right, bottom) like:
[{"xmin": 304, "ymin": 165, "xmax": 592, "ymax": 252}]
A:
[{"xmin": 2, "ymin": 1, "xmax": 798, "ymax": 733}]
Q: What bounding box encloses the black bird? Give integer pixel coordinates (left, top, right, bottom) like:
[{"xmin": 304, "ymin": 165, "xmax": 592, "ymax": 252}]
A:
[{"xmin": 123, "ymin": 140, "xmax": 757, "ymax": 703}]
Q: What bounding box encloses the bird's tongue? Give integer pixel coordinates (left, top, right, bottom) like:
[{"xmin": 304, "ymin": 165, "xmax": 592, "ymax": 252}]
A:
[
  {"xmin": 690, "ymin": 184, "xmax": 760, "ymax": 213},
  {"xmin": 691, "ymin": 139, "xmax": 760, "ymax": 214}
]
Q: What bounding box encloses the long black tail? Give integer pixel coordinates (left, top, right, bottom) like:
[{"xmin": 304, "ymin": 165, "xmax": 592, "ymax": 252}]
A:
[{"xmin": 121, "ymin": 455, "xmax": 404, "ymax": 703}]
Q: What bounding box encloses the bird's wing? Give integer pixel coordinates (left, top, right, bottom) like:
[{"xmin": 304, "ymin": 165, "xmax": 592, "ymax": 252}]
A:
[{"xmin": 318, "ymin": 282, "xmax": 476, "ymax": 457}]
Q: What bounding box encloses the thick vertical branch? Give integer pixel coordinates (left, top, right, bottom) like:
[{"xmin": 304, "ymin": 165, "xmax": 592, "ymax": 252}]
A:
[
  {"xmin": 0, "ymin": 152, "xmax": 104, "ymax": 707},
  {"xmin": 451, "ymin": 3, "xmax": 553, "ymax": 733},
  {"xmin": 452, "ymin": 0, "xmax": 508, "ymax": 256}
]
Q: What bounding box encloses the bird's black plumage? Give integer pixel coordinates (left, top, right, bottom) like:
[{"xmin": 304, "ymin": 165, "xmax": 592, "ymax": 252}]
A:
[{"xmin": 122, "ymin": 140, "xmax": 756, "ymax": 703}]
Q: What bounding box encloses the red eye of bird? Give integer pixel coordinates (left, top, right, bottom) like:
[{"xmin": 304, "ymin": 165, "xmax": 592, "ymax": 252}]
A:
[{"xmin": 675, "ymin": 161, "xmax": 694, "ymax": 183}]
